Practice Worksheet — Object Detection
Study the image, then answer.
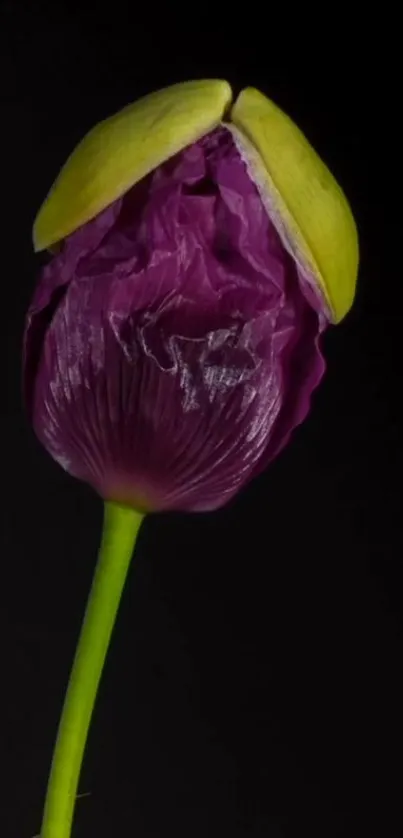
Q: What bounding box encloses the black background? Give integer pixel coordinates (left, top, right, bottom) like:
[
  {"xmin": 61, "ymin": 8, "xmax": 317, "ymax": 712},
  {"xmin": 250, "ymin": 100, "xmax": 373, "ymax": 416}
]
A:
[{"xmin": 1, "ymin": 5, "xmax": 402, "ymax": 836}]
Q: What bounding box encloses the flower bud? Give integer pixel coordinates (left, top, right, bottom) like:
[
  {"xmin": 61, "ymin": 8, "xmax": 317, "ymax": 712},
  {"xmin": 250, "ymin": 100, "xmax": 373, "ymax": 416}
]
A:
[{"xmin": 24, "ymin": 81, "xmax": 358, "ymax": 512}]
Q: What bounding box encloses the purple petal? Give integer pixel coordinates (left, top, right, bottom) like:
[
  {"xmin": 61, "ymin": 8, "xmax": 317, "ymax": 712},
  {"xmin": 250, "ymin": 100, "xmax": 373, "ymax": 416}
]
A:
[{"xmin": 24, "ymin": 126, "xmax": 328, "ymax": 512}]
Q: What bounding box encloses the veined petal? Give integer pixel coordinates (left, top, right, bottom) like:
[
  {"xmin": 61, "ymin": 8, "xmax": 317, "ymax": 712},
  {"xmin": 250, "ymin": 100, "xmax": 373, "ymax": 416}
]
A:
[{"xmin": 26, "ymin": 127, "xmax": 326, "ymax": 512}]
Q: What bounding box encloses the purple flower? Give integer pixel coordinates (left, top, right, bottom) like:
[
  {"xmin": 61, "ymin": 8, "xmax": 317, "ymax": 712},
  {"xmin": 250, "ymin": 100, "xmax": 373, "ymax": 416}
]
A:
[{"xmin": 24, "ymin": 124, "xmax": 328, "ymax": 513}]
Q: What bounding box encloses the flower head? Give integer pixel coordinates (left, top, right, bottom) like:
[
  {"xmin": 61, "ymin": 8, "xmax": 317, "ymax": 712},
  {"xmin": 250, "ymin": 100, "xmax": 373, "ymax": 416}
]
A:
[{"xmin": 24, "ymin": 81, "xmax": 358, "ymax": 512}]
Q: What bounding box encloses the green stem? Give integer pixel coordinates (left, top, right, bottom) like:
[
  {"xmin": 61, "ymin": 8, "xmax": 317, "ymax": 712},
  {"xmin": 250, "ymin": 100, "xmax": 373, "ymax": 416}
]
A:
[{"xmin": 40, "ymin": 501, "xmax": 144, "ymax": 838}]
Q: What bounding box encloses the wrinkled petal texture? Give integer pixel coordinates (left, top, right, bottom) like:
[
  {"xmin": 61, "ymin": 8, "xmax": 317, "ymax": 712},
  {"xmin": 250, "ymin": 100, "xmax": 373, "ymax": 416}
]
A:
[{"xmin": 24, "ymin": 126, "xmax": 327, "ymax": 512}]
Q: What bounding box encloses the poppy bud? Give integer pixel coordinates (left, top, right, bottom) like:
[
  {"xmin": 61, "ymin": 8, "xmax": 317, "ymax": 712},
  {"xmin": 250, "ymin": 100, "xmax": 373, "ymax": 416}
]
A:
[{"xmin": 25, "ymin": 81, "xmax": 358, "ymax": 512}]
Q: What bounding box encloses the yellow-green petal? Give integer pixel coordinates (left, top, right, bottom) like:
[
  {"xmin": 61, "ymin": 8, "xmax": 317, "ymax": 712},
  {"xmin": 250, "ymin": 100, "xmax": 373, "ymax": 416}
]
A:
[
  {"xmin": 230, "ymin": 87, "xmax": 359, "ymax": 322},
  {"xmin": 33, "ymin": 79, "xmax": 233, "ymax": 252}
]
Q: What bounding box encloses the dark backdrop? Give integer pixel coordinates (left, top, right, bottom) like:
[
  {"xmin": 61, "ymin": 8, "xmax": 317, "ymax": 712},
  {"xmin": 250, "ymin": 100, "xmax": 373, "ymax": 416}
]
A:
[{"xmin": 1, "ymin": 5, "xmax": 402, "ymax": 837}]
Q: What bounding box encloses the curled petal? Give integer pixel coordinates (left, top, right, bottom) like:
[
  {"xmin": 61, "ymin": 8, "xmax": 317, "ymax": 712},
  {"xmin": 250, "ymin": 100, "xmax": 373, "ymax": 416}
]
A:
[{"xmin": 25, "ymin": 127, "xmax": 326, "ymax": 512}]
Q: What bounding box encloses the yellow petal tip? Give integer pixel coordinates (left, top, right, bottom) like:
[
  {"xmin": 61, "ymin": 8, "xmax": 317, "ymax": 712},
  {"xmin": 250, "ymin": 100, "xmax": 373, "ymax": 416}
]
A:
[
  {"xmin": 33, "ymin": 79, "xmax": 233, "ymax": 252},
  {"xmin": 231, "ymin": 87, "xmax": 359, "ymax": 322}
]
